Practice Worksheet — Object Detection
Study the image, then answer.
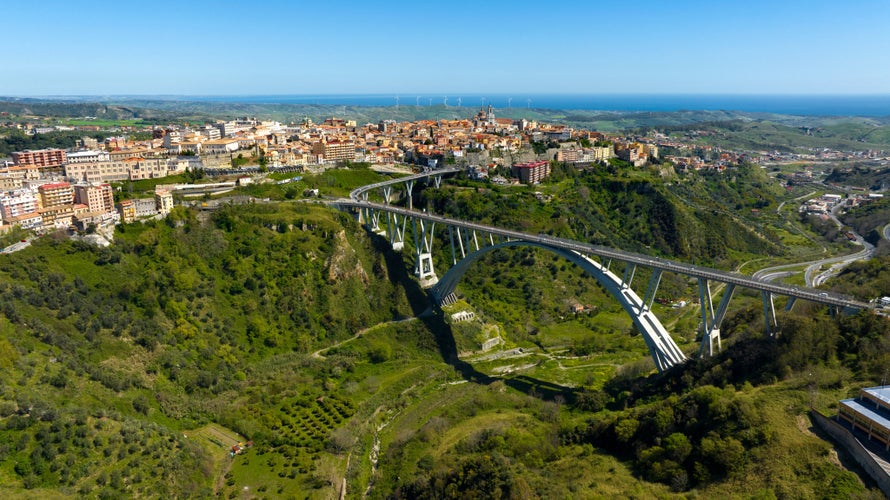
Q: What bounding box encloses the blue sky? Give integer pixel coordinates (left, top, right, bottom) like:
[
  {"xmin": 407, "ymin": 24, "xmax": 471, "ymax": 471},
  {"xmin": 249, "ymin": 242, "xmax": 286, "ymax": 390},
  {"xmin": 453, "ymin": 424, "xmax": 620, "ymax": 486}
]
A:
[{"xmin": 3, "ymin": 0, "xmax": 889, "ymax": 96}]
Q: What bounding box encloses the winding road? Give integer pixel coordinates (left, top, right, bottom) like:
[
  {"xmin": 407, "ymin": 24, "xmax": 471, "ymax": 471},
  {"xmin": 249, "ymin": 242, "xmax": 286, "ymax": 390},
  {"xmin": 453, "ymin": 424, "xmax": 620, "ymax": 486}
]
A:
[{"xmin": 755, "ymin": 195, "xmax": 874, "ymax": 287}]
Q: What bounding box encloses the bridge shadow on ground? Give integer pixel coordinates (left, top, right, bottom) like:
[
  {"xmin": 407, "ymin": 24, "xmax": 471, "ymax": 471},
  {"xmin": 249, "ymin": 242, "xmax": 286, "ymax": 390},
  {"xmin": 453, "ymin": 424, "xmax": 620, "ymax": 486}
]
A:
[
  {"xmin": 421, "ymin": 303, "xmax": 579, "ymax": 403},
  {"xmin": 370, "ymin": 233, "xmax": 488, "ymax": 380},
  {"xmin": 370, "ymin": 231, "xmax": 584, "ymax": 402}
]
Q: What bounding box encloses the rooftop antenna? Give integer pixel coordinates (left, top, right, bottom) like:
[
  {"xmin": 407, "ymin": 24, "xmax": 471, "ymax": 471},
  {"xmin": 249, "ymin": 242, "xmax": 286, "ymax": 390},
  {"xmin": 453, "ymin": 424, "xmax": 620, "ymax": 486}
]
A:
[
  {"xmin": 395, "ymin": 95, "xmax": 400, "ymax": 109},
  {"xmin": 508, "ymin": 97, "xmax": 513, "ymax": 108},
  {"xmin": 443, "ymin": 95, "xmax": 448, "ymax": 107}
]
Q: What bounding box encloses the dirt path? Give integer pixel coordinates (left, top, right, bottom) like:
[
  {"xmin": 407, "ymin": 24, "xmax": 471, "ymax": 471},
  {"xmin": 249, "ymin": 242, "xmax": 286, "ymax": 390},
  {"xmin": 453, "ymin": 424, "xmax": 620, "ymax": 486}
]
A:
[{"xmin": 312, "ymin": 317, "xmax": 417, "ymax": 359}]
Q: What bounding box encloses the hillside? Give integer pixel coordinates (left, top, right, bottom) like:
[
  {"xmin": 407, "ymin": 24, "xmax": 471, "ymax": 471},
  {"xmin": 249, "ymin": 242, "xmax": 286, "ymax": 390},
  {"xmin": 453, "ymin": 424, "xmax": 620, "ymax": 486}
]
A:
[
  {"xmin": 0, "ymin": 165, "xmax": 885, "ymax": 497},
  {"xmin": 0, "ymin": 99, "xmax": 171, "ymax": 122},
  {"xmin": 425, "ymin": 160, "xmax": 786, "ymax": 268},
  {"xmin": 662, "ymin": 120, "xmax": 890, "ymax": 152},
  {"xmin": 5, "ymin": 98, "xmax": 890, "ymax": 147},
  {"xmin": 0, "ymin": 202, "xmax": 422, "ymax": 497},
  {"xmin": 826, "ymin": 165, "xmax": 890, "ymax": 190}
]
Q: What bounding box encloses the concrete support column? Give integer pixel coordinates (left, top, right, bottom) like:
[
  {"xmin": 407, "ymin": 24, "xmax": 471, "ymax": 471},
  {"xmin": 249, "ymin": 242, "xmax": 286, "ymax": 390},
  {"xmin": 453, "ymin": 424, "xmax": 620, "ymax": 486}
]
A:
[
  {"xmin": 405, "ymin": 180, "xmax": 415, "ymax": 210},
  {"xmin": 412, "ymin": 217, "xmax": 437, "ymax": 287},
  {"xmin": 763, "ymin": 291, "xmax": 777, "ymax": 337}
]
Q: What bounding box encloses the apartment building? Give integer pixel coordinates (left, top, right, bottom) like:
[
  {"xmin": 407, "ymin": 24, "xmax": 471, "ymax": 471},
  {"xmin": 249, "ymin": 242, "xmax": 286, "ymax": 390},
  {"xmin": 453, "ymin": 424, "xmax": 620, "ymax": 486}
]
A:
[
  {"xmin": 311, "ymin": 140, "xmax": 356, "ymax": 163},
  {"xmin": 202, "ymin": 138, "xmax": 241, "ymax": 155},
  {"xmin": 155, "ymin": 189, "xmax": 173, "ymax": 216},
  {"xmin": 74, "ymin": 184, "xmax": 115, "ymax": 214},
  {"xmin": 0, "ymin": 189, "xmax": 38, "ymax": 223},
  {"xmin": 37, "ymin": 204, "xmax": 81, "ymax": 229},
  {"xmin": 65, "ymin": 157, "xmax": 180, "ymax": 183},
  {"xmin": 12, "ymin": 149, "xmax": 67, "ymax": 168},
  {"xmin": 66, "ymin": 150, "xmax": 110, "ymax": 164},
  {"xmin": 512, "ymin": 160, "xmax": 551, "ymax": 184},
  {"xmin": 6, "ymin": 212, "xmax": 43, "ymax": 230},
  {"xmin": 38, "ymin": 182, "xmax": 75, "ymax": 208},
  {"xmin": 65, "ymin": 160, "xmax": 131, "ymax": 182},
  {"xmin": 117, "ymin": 200, "xmax": 136, "ymax": 223}
]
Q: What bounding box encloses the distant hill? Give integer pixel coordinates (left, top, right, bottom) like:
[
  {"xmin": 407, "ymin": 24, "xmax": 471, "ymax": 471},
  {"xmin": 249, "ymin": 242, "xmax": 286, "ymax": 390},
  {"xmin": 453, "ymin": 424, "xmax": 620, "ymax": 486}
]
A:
[
  {"xmin": 825, "ymin": 165, "xmax": 890, "ymax": 189},
  {"xmin": 0, "ymin": 99, "xmax": 170, "ymax": 121},
  {"xmin": 663, "ymin": 119, "xmax": 890, "ymax": 152},
  {"xmin": 5, "ymin": 97, "xmax": 890, "ymax": 156}
]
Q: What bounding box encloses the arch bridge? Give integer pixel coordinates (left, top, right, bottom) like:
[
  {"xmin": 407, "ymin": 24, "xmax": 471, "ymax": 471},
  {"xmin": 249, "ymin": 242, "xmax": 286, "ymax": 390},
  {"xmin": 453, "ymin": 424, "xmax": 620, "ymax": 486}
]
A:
[{"xmin": 338, "ymin": 168, "xmax": 871, "ymax": 372}]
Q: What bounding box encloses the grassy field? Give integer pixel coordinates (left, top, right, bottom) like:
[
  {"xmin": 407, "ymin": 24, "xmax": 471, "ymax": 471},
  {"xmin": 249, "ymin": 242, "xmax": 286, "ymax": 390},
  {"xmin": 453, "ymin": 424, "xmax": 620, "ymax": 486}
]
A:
[{"xmin": 60, "ymin": 118, "xmax": 147, "ymax": 127}]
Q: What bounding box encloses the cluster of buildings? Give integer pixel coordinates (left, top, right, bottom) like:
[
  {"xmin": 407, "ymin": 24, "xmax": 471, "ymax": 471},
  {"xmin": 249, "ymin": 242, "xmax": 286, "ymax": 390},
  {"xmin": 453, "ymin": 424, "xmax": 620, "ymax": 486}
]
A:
[
  {"xmin": 802, "ymin": 191, "xmax": 883, "ymax": 215},
  {"xmin": 0, "ymin": 106, "xmax": 675, "ymax": 231},
  {"xmin": 0, "ymin": 178, "xmax": 173, "ymax": 232},
  {"xmin": 802, "ymin": 193, "xmax": 844, "ymax": 214},
  {"xmin": 838, "ymin": 386, "xmax": 890, "ymax": 450},
  {"xmin": 5, "ymin": 107, "xmax": 664, "ymax": 188}
]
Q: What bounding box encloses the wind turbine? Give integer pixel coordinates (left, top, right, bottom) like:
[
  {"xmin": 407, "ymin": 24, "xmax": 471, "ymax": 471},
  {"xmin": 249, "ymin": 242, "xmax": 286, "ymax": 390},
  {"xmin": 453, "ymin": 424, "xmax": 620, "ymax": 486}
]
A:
[
  {"xmin": 416, "ymin": 96, "xmax": 421, "ymax": 106},
  {"xmin": 428, "ymin": 98, "xmax": 432, "ymax": 106},
  {"xmin": 508, "ymin": 97, "xmax": 513, "ymax": 108},
  {"xmin": 457, "ymin": 97, "xmax": 462, "ymax": 107},
  {"xmin": 526, "ymin": 98, "xmax": 531, "ymax": 109},
  {"xmin": 395, "ymin": 95, "xmax": 400, "ymax": 109},
  {"xmin": 443, "ymin": 96, "xmax": 448, "ymax": 107}
]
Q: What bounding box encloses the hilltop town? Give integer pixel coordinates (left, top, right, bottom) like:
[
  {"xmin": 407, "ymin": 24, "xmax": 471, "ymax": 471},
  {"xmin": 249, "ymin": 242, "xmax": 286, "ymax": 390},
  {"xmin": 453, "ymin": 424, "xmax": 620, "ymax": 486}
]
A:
[{"xmin": 0, "ymin": 104, "xmax": 886, "ymax": 240}]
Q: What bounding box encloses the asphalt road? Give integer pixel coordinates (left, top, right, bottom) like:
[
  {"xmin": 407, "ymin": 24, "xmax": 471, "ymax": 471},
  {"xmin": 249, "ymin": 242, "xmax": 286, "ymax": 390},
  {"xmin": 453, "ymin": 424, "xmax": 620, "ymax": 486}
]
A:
[{"xmin": 344, "ymin": 170, "xmax": 872, "ymax": 310}]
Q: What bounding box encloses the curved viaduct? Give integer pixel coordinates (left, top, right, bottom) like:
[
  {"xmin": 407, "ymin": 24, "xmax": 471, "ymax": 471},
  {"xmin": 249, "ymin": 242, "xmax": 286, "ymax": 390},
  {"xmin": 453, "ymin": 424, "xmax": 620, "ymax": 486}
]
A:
[{"xmin": 338, "ymin": 167, "xmax": 872, "ymax": 371}]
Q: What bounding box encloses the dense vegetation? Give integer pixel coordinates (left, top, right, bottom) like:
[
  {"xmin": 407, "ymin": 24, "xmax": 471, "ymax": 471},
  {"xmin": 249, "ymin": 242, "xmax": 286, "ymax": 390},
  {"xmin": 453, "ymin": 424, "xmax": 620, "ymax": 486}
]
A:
[
  {"xmin": 425, "ymin": 160, "xmax": 784, "ymax": 267},
  {"xmin": 0, "ymin": 129, "xmax": 114, "ymax": 157},
  {"xmin": 0, "ymin": 152, "xmax": 887, "ymax": 497},
  {"xmin": 841, "ymin": 194, "xmax": 890, "ymax": 249},
  {"xmin": 826, "ymin": 165, "xmax": 890, "ymax": 191},
  {"xmin": 0, "ymin": 203, "xmax": 420, "ymax": 496}
]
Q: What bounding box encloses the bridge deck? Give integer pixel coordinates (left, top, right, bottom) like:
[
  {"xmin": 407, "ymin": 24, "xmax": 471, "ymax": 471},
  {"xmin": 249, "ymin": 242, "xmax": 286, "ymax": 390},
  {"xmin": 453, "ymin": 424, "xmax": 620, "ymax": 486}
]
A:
[{"xmin": 345, "ymin": 169, "xmax": 871, "ymax": 312}]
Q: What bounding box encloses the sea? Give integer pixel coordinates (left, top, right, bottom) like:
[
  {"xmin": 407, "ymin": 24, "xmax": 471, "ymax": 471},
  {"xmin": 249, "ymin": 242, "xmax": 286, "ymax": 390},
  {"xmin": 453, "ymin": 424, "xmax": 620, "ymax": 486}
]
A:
[{"xmin": 183, "ymin": 94, "xmax": 890, "ymax": 117}]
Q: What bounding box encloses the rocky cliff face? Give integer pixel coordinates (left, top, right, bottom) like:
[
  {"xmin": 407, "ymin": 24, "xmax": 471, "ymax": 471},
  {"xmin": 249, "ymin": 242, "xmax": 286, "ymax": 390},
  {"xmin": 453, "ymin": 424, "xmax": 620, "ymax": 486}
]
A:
[{"xmin": 326, "ymin": 230, "xmax": 369, "ymax": 285}]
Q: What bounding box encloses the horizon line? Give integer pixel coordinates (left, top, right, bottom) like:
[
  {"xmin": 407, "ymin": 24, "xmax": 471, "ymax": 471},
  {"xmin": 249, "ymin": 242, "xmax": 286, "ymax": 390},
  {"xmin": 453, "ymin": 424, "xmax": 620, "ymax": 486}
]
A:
[{"xmin": 4, "ymin": 92, "xmax": 890, "ymax": 98}]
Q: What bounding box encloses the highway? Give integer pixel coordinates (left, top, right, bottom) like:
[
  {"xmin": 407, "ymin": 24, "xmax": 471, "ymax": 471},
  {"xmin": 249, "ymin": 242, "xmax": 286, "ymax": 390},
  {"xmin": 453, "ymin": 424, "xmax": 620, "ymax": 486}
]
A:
[
  {"xmin": 805, "ymin": 203, "xmax": 874, "ymax": 286},
  {"xmin": 341, "ymin": 199, "xmax": 871, "ymax": 308},
  {"xmin": 349, "ymin": 167, "xmax": 462, "ymax": 200},
  {"xmin": 345, "ymin": 169, "xmax": 873, "ymax": 310}
]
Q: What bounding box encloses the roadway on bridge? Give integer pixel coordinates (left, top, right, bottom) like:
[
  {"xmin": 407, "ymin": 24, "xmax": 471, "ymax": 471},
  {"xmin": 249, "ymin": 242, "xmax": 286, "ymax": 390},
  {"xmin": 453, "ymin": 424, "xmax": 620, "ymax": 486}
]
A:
[{"xmin": 344, "ymin": 169, "xmax": 872, "ymax": 310}]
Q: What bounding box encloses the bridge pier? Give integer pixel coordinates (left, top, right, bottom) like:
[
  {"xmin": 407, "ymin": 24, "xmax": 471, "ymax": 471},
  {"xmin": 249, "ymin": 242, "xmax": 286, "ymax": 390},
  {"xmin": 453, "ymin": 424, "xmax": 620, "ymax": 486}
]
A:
[
  {"xmin": 386, "ymin": 212, "xmax": 406, "ymax": 251},
  {"xmin": 642, "ymin": 269, "xmax": 662, "ymax": 311},
  {"xmin": 412, "ymin": 217, "xmax": 438, "ymax": 287},
  {"xmin": 405, "ymin": 180, "xmax": 415, "ymax": 210},
  {"xmin": 369, "ymin": 209, "xmax": 383, "ymax": 234},
  {"xmin": 622, "ymin": 263, "xmax": 637, "ymax": 289},
  {"xmin": 763, "ymin": 291, "xmax": 777, "ymax": 337},
  {"xmin": 698, "ymin": 280, "xmax": 735, "ymax": 357}
]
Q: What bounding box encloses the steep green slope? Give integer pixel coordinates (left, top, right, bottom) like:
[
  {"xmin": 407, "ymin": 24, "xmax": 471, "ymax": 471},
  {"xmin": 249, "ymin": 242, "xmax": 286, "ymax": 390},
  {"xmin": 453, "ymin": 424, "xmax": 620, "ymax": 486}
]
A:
[
  {"xmin": 425, "ymin": 161, "xmax": 784, "ymax": 266},
  {"xmin": 0, "ymin": 171, "xmax": 884, "ymax": 498},
  {"xmin": 0, "ymin": 203, "xmax": 418, "ymax": 496}
]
